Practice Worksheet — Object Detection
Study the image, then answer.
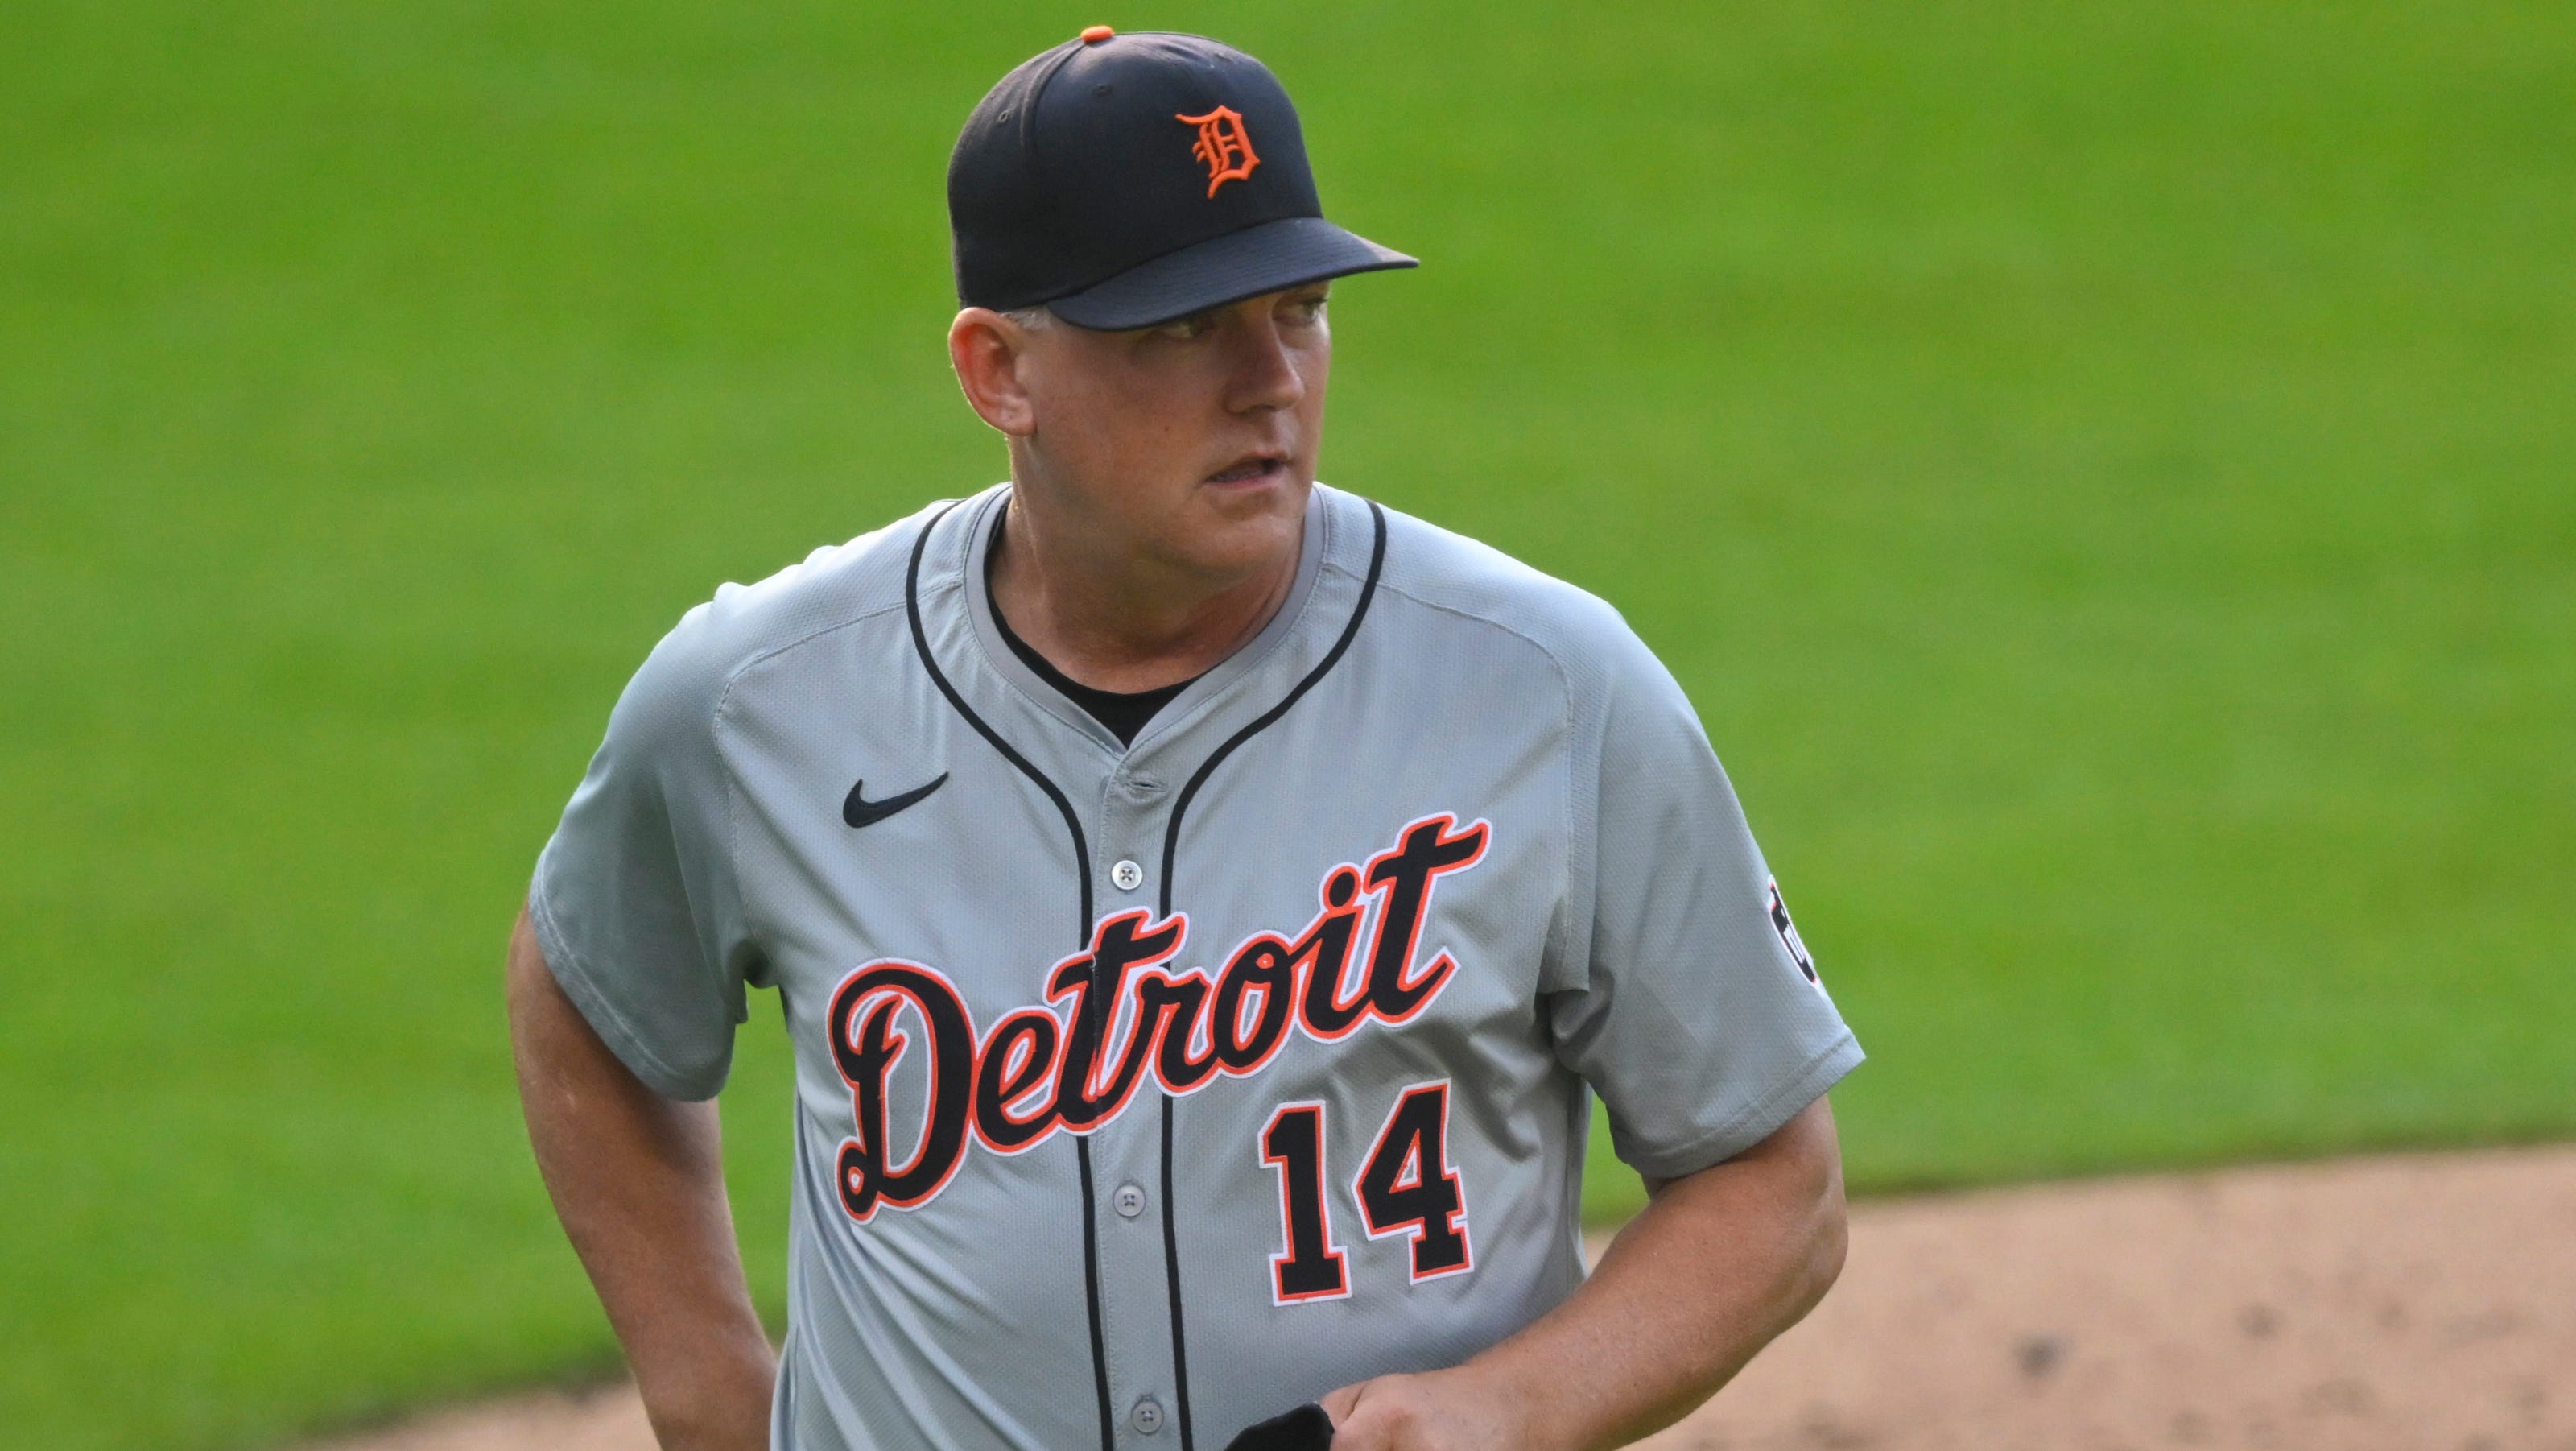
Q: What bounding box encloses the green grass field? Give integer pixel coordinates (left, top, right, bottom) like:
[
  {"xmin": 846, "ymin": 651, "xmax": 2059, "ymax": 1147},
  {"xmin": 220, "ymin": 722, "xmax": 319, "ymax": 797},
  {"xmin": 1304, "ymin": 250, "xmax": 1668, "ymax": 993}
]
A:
[{"xmin": 4, "ymin": 2, "xmax": 2570, "ymax": 1447}]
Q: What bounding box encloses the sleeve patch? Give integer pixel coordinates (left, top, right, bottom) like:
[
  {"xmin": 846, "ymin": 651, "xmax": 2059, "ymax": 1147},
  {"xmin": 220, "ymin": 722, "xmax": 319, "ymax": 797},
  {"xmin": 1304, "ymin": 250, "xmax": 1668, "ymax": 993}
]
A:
[{"xmin": 1766, "ymin": 878, "xmax": 1819, "ymax": 985}]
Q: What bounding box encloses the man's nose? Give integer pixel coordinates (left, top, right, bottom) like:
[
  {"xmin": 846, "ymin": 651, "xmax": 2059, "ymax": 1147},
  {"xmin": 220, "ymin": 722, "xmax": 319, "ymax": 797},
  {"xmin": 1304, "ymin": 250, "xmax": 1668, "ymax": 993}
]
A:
[{"xmin": 1222, "ymin": 316, "xmax": 1307, "ymax": 415}]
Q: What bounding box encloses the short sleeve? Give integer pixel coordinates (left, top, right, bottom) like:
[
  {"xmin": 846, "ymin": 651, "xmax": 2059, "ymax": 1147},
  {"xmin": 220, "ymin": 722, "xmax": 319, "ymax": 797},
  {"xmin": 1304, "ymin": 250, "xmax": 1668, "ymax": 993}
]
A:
[
  {"xmin": 527, "ymin": 603, "xmax": 764, "ymax": 1101},
  {"xmin": 1546, "ymin": 626, "xmax": 1862, "ymax": 1181}
]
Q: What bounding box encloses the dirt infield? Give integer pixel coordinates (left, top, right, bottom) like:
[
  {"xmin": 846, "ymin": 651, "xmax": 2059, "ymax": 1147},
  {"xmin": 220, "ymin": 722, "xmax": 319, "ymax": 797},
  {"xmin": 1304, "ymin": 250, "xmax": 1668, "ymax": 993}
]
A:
[{"xmin": 302, "ymin": 1145, "xmax": 2576, "ymax": 1451}]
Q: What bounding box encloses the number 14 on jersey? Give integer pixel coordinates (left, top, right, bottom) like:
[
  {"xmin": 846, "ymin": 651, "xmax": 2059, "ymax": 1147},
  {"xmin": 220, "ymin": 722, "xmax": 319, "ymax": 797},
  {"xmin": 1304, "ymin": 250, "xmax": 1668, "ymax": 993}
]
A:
[{"xmin": 1259, "ymin": 1080, "xmax": 1472, "ymax": 1304}]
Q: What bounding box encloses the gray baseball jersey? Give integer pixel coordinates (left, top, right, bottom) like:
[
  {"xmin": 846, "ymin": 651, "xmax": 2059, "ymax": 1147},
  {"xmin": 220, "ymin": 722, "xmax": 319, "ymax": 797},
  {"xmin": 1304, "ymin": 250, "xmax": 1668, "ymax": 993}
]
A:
[{"xmin": 529, "ymin": 482, "xmax": 1860, "ymax": 1451}]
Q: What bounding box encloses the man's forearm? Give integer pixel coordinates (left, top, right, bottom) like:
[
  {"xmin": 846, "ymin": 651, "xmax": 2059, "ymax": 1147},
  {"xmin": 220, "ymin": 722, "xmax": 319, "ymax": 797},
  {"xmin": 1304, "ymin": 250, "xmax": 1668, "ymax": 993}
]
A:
[
  {"xmin": 1496, "ymin": 1098, "xmax": 1847, "ymax": 1449},
  {"xmin": 1326, "ymin": 1098, "xmax": 1847, "ymax": 1451},
  {"xmin": 507, "ymin": 907, "xmax": 776, "ymax": 1451}
]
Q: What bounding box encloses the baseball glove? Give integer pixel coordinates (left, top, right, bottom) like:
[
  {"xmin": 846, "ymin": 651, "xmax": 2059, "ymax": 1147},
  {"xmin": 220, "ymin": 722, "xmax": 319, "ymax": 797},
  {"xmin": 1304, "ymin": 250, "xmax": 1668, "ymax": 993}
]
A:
[{"xmin": 1222, "ymin": 1402, "xmax": 1335, "ymax": 1451}]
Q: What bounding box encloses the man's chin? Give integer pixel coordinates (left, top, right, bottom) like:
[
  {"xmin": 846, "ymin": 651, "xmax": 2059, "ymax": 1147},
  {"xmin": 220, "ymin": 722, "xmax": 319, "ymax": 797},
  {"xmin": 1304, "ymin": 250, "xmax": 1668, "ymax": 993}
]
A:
[{"xmin": 1169, "ymin": 477, "xmax": 1308, "ymax": 570}]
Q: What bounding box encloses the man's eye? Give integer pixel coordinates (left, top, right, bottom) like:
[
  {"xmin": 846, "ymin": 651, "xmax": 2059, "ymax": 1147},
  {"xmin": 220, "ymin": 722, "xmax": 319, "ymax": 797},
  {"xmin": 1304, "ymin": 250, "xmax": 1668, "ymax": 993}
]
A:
[
  {"xmin": 1286, "ymin": 296, "xmax": 1328, "ymax": 323},
  {"xmin": 1154, "ymin": 312, "xmax": 1217, "ymax": 340}
]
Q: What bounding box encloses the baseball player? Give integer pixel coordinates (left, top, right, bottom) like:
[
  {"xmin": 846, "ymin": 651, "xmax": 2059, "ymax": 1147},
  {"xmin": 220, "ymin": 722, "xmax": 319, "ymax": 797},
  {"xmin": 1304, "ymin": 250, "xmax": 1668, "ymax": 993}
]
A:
[{"xmin": 509, "ymin": 28, "xmax": 1861, "ymax": 1451}]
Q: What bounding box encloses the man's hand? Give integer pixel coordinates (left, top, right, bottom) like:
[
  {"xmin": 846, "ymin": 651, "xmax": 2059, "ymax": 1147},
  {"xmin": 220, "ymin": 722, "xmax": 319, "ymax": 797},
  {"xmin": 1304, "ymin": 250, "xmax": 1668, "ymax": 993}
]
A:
[
  {"xmin": 1320, "ymin": 1367, "xmax": 1534, "ymax": 1451},
  {"xmin": 1320, "ymin": 1098, "xmax": 1846, "ymax": 1451}
]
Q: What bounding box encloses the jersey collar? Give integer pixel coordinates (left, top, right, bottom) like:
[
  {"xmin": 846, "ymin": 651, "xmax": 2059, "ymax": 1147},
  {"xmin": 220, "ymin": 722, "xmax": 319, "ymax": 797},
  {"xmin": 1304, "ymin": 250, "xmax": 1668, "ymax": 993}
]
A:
[{"xmin": 948, "ymin": 482, "xmax": 1348, "ymax": 759}]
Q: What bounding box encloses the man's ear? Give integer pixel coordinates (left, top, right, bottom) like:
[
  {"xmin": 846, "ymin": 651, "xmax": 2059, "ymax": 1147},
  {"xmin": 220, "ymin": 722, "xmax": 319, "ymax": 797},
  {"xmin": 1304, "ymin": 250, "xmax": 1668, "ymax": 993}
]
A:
[{"xmin": 949, "ymin": 308, "xmax": 1039, "ymax": 437}]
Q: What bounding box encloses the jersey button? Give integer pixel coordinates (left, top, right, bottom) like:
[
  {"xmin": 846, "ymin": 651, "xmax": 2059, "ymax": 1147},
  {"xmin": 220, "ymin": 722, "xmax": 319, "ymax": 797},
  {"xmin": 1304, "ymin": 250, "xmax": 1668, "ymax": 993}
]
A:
[
  {"xmin": 1113, "ymin": 1183, "xmax": 1146, "ymax": 1218},
  {"xmin": 1130, "ymin": 1396, "xmax": 1165, "ymax": 1436},
  {"xmin": 1110, "ymin": 859, "xmax": 1145, "ymax": 892}
]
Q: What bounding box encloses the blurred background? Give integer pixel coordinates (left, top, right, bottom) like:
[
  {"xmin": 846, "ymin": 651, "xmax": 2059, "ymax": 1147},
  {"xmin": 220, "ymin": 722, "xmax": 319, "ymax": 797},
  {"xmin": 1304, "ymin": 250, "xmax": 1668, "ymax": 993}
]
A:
[{"xmin": 3, "ymin": 2, "xmax": 2569, "ymax": 1448}]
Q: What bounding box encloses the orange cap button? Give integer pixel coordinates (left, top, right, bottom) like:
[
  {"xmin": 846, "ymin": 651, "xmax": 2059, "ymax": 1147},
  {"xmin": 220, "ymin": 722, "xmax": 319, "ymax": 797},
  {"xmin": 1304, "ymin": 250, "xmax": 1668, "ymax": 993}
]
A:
[{"xmin": 1080, "ymin": 25, "xmax": 1115, "ymax": 43}]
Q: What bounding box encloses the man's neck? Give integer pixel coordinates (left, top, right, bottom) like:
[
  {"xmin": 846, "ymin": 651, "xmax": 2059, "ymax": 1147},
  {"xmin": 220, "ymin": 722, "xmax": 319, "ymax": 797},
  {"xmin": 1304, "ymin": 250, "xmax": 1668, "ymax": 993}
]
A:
[{"xmin": 988, "ymin": 490, "xmax": 1303, "ymax": 696}]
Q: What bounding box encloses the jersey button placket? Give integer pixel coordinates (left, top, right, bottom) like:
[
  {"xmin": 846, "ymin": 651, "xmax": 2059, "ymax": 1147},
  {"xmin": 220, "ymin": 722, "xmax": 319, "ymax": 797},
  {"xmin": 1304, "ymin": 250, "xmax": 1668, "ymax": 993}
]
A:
[
  {"xmin": 1130, "ymin": 1396, "xmax": 1166, "ymax": 1436},
  {"xmin": 1093, "ymin": 767, "xmax": 1179, "ymax": 1448},
  {"xmin": 1106, "ymin": 769, "xmax": 1162, "ymax": 899}
]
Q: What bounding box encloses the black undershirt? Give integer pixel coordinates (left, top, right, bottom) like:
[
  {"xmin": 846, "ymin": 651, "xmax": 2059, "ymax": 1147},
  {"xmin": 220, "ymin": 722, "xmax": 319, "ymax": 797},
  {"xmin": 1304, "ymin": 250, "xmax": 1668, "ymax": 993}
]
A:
[{"xmin": 986, "ymin": 512, "xmax": 1201, "ymax": 746}]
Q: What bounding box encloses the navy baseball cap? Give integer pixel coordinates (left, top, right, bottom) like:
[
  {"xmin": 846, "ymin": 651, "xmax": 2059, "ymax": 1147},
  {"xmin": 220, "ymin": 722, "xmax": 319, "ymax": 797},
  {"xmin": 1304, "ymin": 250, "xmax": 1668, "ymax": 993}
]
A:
[{"xmin": 947, "ymin": 27, "xmax": 1416, "ymax": 330}]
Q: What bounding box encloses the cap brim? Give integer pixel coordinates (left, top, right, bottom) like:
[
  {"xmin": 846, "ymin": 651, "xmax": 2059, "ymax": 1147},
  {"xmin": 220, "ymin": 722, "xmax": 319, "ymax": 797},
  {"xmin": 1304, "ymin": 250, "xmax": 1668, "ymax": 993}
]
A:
[{"xmin": 1045, "ymin": 216, "xmax": 1416, "ymax": 330}]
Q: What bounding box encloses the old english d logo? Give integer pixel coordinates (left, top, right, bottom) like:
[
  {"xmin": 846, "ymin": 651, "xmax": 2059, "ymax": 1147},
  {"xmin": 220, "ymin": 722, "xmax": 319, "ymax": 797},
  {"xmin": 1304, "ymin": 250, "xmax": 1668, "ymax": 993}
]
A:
[{"xmin": 1176, "ymin": 105, "xmax": 1259, "ymax": 196}]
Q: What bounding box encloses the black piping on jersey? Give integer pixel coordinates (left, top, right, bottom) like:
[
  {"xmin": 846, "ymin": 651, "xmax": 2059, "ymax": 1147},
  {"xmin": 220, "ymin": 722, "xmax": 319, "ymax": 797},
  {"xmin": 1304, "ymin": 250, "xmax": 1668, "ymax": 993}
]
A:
[
  {"xmin": 1153, "ymin": 500, "xmax": 1389, "ymax": 1451},
  {"xmin": 904, "ymin": 497, "xmax": 1388, "ymax": 1451},
  {"xmin": 905, "ymin": 504, "xmax": 1117, "ymax": 1451}
]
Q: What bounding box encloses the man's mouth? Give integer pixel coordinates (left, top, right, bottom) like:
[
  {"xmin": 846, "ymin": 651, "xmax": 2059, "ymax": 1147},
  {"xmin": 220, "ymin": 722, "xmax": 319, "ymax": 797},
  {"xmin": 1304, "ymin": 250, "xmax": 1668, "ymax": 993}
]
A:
[{"xmin": 1205, "ymin": 453, "xmax": 1286, "ymax": 486}]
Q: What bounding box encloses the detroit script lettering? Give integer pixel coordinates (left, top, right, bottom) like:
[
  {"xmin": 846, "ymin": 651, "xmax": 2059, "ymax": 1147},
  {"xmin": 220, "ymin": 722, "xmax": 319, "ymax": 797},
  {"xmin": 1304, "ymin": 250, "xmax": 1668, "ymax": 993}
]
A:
[{"xmin": 826, "ymin": 813, "xmax": 1491, "ymax": 1222}]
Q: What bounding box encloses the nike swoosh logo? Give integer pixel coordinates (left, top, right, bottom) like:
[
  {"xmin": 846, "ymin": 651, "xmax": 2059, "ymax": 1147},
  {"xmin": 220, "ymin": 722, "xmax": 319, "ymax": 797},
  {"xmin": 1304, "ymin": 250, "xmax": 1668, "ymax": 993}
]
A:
[{"xmin": 843, "ymin": 773, "xmax": 948, "ymax": 829}]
